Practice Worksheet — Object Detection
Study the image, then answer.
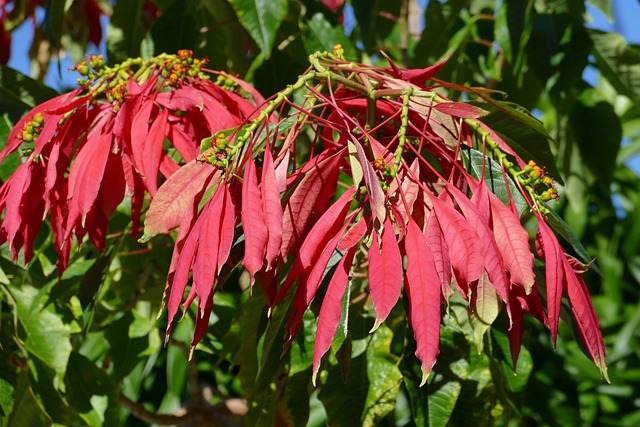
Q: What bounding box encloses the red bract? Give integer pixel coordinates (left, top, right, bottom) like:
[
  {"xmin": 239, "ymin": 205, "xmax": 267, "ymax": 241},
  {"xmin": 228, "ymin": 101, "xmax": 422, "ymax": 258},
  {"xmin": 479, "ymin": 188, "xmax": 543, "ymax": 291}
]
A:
[
  {"xmin": 150, "ymin": 51, "xmax": 607, "ymax": 381},
  {"xmin": 0, "ymin": 51, "xmax": 259, "ymax": 271}
]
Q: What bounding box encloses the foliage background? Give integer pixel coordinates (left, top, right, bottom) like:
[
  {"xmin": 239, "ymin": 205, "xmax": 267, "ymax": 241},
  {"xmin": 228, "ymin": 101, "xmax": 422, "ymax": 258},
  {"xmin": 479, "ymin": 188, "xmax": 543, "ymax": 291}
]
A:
[{"xmin": 0, "ymin": 0, "xmax": 639, "ymax": 425}]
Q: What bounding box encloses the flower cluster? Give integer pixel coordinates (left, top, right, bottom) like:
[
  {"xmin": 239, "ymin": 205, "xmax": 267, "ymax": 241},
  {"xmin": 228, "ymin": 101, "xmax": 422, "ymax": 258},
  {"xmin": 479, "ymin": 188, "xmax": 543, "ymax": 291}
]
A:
[
  {"xmin": 0, "ymin": 52, "xmax": 262, "ymax": 272},
  {"xmin": 144, "ymin": 50, "xmax": 607, "ymax": 384}
]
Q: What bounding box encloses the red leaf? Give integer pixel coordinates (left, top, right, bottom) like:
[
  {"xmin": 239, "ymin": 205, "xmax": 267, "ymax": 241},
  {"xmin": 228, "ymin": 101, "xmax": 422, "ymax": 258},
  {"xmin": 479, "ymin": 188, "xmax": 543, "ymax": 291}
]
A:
[
  {"xmin": 349, "ymin": 138, "xmax": 386, "ymax": 228},
  {"xmin": 192, "ymin": 185, "xmax": 236, "ymax": 316},
  {"xmin": 155, "ymin": 87, "xmax": 205, "ymax": 111},
  {"xmin": 433, "ymin": 102, "xmax": 488, "ymax": 118},
  {"xmin": 563, "ymin": 256, "xmax": 609, "ymax": 381},
  {"xmin": 284, "ymin": 222, "xmax": 348, "ymax": 346},
  {"xmin": 385, "ymin": 55, "xmax": 448, "ymax": 87},
  {"xmin": 368, "ymin": 217, "xmax": 403, "ymax": 331},
  {"xmin": 535, "ymin": 216, "xmax": 564, "ymax": 345},
  {"xmin": 66, "ymin": 131, "xmax": 113, "ymax": 236},
  {"xmin": 425, "ymin": 213, "xmax": 453, "ymax": 301},
  {"xmin": 276, "ymin": 188, "xmax": 355, "ymax": 304},
  {"xmin": 312, "ymin": 246, "xmax": 356, "ymax": 384},
  {"xmin": 447, "ymin": 186, "xmax": 510, "ymax": 309},
  {"xmin": 281, "ymin": 152, "xmax": 341, "ymax": 258},
  {"xmin": 488, "ymin": 192, "xmax": 535, "ymax": 293},
  {"xmin": 507, "ymin": 292, "xmax": 524, "ymax": 371},
  {"xmin": 261, "ymin": 149, "xmax": 283, "ymax": 270},
  {"xmin": 431, "ymin": 195, "xmax": 483, "ymax": 296},
  {"xmin": 140, "ymin": 160, "xmax": 219, "ymax": 242},
  {"xmin": 405, "ymin": 217, "xmax": 441, "ymax": 385},
  {"xmin": 143, "ymin": 108, "xmax": 169, "ymax": 195},
  {"xmin": 241, "ymin": 158, "xmax": 267, "ymax": 284},
  {"xmin": 337, "ymin": 216, "xmax": 367, "ymax": 251},
  {"xmin": 130, "ymin": 100, "xmax": 154, "ymax": 174}
]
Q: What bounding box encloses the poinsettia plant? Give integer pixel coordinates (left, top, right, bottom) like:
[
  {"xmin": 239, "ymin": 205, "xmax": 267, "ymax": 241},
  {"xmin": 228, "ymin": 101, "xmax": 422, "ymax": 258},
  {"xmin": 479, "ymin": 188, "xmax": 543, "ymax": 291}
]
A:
[{"xmin": 0, "ymin": 46, "xmax": 608, "ymax": 422}]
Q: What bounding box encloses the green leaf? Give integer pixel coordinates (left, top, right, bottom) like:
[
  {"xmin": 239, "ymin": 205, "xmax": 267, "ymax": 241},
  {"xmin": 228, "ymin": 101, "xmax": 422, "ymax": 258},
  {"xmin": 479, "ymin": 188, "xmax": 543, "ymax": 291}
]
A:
[
  {"xmin": 104, "ymin": 312, "xmax": 150, "ymax": 381},
  {"xmin": 151, "ymin": 0, "xmax": 200, "ymax": 56},
  {"xmin": 228, "ymin": 0, "xmax": 288, "ymax": 59},
  {"xmin": 351, "ymin": 0, "xmax": 402, "ymax": 55},
  {"xmin": 302, "ymin": 13, "xmax": 357, "ymax": 60},
  {"xmin": 6, "ymin": 372, "xmax": 49, "ymax": 427},
  {"xmin": 471, "ymin": 100, "xmax": 563, "ymax": 184},
  {"xmin": 43, "ymin": 0, "xmax": 66, "ymax": 50},
  {"xmin": 65, "ymin": 352, "xmax": 119, "ymax": 426},
  {"xmin": 590, "ymin": 29, "xmax": 640, "ymax": 104},
  {"xmin": 10, "ymin": 287, "xmax": 72, "ymax": 378},
  {"xmin": 319, "ymin": 324, "xmax": 402, "ymax": 427},
  {"xmin": 0, "ymin": 66, "xmax": 58, "ymax": 122},
  {"xmin": 468, "ymin": 272, "xmax": 500, "ymax": 353},
  {"xmin": 569, "ymin": 87, "xmax": 622, "ymax": 185},
  {"xmin": 587, "ymin": 0, "xmax": 613, "ymax": 22},
  {"xmin": 107, "ymin": 0, "xmax": 146, "ymax": 63},
  {"xmin": 0, "ymin": 114, "xmax": 21, "ymax": 181},
  {"xmin": 0, "ymin": 377, "xmax": 14, "ymax": 418},
  {"xmin": 461, "ymin": 147, "xmax": 528, "ymax": 215},
  {"xmin": 491, "ymin": 328, "xmax": 532, "ymax": 393}
]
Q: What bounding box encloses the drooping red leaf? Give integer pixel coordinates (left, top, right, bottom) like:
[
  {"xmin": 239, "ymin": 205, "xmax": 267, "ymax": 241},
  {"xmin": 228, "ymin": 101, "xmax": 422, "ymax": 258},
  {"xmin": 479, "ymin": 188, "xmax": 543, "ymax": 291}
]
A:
[
  {"xmin": 563, "ymin": 256, "xmax": 609, "ymax": 381},
  {"xmin": 130, "ymin": 99, "xmax": 154, "ymax": 174},
  {"xmin": 140, "ymin": 160, "xmax": 219, "ymax": 242},
  {"xmin": 143, "ymin": 108, "xmax": 169, "ymax": 195},
  {"xmin": 404, "ymin": 217, "xmax": 441, "ymax": 385},
  {"xmin": 241, "ymin": 158, "xmax": 267, "ymax": 284},
  {"xmin": 349, "ymin": 137, "xmax": 386, "ymax": 229},
  {"xmin": 66, "ymin": 131, "xmax": 113, "ymax": 236},
  {"xmin": 261, "ymin": 149, "xmax": 283, "ymax": 270},
  {"xmin": 192, "ymin": 185, "xmax": 236, "ymax": 316},
  {"xmin": 447, "ymin": 185, "xmax": 510, "ymax": 310},
  {"xmin": 284, "ymin": 222, "xmax": 348, "ymax": 346},
  {"xmin": 507, "ymin": 292, "xmax": 524, "ymax": 371},
  {"xmin": 281, "ymin": 152, "xmax": 341, "ymax": 258},
  {"xmin": 368, "ymin": 217, "xmax": 403, "ymax": 331},
  {"xmin": 430, "ymin": 195, "xmax": 483, "ymax": 297},
  {"xmin": 535, "ymin": 216, "xmax": 564, "ymax": 345},
  {"xmin": 276, "ymin": 188, "xmax": 355, "ymax": 304},
  {"xmin": 216, "ymin": 184, "xmax": 236, "ymax": 273},
  {"xmin": 487, "ymin": 191, "xmax": 535, "ymax": 293},
  {"xmin": 425, "ymin": 212, "xmax": 453, "ymax": 302},
  {"xmin": 312, "ymin": 246, "xmax": 356, "ymax": 384}
]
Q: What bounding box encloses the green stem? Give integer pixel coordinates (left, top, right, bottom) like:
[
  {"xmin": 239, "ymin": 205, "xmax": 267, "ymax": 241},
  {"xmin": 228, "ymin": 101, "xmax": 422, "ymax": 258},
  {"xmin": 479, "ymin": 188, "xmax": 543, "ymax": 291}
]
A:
[{"xmin": 391, "ymin": 87, "xmax": 413, "ymax": 177}]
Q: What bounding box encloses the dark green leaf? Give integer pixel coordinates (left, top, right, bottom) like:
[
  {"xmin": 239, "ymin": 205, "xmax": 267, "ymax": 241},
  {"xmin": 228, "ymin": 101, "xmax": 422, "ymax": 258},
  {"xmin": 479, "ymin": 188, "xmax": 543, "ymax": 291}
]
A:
[
  {"xmin": 6, "ymin": 373, "xmax": 49, "ymax": 427},
  {"xmin": 351, "ymin": 0, "xmax": 402, "ymax": 55},
  {"xmin": 302, "ymin": 13, "xmax": 357, "ymax": 60},
  {"xmin": 43, "ymin": 0, "xmax": 65, "ymax": 50},
  {"xmin": 0, "ymin": 66, "xmax": 58, "ymax": 122},
  {"xmin": 461, "ymin": 147, "xmax": 529, "ymax": 215},
  {"xmin": 10, "ymin": 287, "xmax": 72, "ymax": 377},
  {"xmin": 151, "ymin": 0, "xmax": 200, "ymax": 56},
  {"xmin": 590, "ymin": 29, "xmax": 640, "ymax": 104},
  {"xmin": 471, "ymin": 100, "xmax": 564, "ymax": 184},
  {"xmin": 491, "ymin": 328, "xmax": 532, "ymax": 393},
  {"xmin": 569, "ymin": 87, "xmax": 621, "ymax": 185},
  {"xmin": 107, "ymin": 0, "xmax": 147, "ymax": 63},
  {"xmin": 104, "ymin": 312, "xmax": 149, "ymax": 381},
  {"xmin": 319, "ymin": 324, "xmax": 402, "ymax": 427},
  {"xmin": 0, "ymin": 114, "xmax": 21, "ymax": 180},
  {"xmin": 65, "ymin": 352, "xmax": 119, "ymax": 426},
  {"xmin": 0, "ymin": 377, "xmax": 14, "ymax": 418},
  {"xmin": 228, "ymin": 0, "xmax": 288, "ymax": 59}
]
